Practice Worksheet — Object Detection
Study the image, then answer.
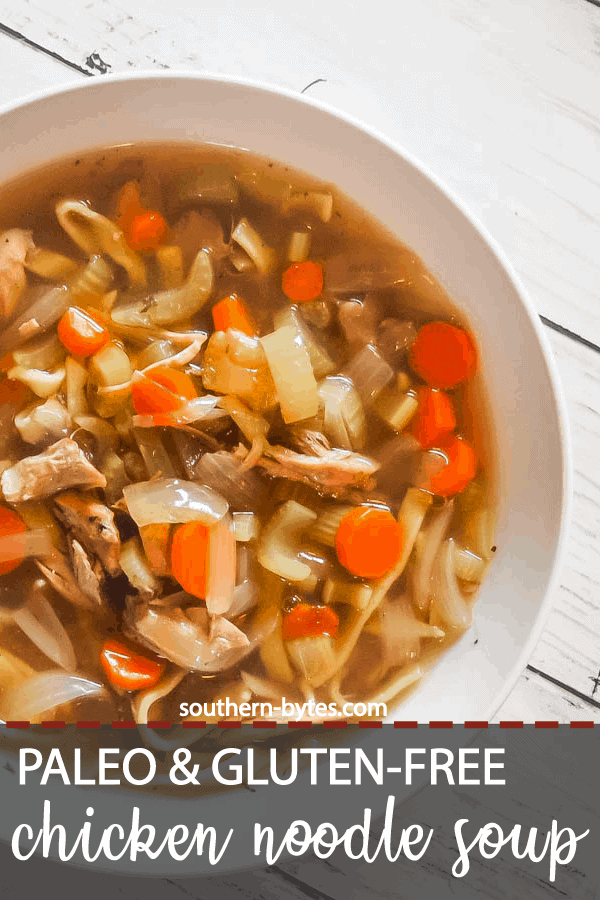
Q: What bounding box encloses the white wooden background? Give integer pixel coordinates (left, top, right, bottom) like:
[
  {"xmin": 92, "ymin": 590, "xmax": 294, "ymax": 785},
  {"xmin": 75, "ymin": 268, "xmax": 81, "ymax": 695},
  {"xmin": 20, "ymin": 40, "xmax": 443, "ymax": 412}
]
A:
[{"xmin": 0, "ymin": 0, "xmax": 598, "ymax": 894}]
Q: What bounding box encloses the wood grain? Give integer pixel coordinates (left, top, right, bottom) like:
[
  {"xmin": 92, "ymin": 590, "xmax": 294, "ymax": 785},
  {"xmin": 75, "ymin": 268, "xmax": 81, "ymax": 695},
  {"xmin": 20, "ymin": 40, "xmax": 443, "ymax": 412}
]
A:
[{"xmin": 1, "ymin": 0, "xmax": 599, "ymax": 343}]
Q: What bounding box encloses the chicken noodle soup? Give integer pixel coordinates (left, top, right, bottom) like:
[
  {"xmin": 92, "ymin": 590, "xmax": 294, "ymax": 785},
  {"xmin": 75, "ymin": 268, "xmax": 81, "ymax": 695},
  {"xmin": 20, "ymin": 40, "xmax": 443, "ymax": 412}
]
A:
[{"xmin": 0, "ymin": 144, "xmax": 495, "ymax": 724}]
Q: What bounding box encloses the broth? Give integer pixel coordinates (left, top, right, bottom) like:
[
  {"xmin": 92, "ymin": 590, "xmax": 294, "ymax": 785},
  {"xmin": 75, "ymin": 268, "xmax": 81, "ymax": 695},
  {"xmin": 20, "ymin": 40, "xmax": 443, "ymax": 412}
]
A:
[{"xmin": 0, "ymin": 143, "xmax": 495, "ymax": 724}]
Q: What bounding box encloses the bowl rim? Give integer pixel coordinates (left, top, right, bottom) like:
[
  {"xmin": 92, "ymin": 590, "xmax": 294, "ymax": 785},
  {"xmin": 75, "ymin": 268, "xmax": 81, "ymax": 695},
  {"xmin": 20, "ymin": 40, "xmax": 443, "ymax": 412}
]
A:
[{"xmin": 0, "ymin": 69, "xmax": 572, "ymax": 723}]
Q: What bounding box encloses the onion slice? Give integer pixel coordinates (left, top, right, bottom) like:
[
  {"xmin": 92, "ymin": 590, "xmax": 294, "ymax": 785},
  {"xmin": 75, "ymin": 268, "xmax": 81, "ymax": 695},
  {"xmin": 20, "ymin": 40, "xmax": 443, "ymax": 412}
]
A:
[
  {"xmin": 124, "ymin": 477, "xmax": 228, "ymax": 527},
  {"xmin": 430, "ymin": 539, "xmax": 472, "ymax": 631},
  {"xmin": 412, "ymin": 500, "xmax": 454, "ymax": 613},
  {"xmin": 2, "ymin": 671, "xmax": 106, "ymax": 722},
  {"xmin": 132, "ymin": 395, "xmax": 226, "ymax": 429},
  {"xmin": 12, "ymin": 592, "xmax": 77, "ymax": 673}
]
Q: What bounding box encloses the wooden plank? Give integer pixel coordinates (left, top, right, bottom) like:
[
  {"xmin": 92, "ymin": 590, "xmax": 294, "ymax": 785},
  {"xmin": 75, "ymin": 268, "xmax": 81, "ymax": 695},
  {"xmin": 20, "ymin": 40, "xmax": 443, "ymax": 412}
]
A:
[
  {"xmin": 523, "ymin": 329, "xmax": 600, "ymax": 706},
  {"xmin": 1, "ymin": 0, "xmax": 599, "ymax": 341},
  {"xmin": 0, "ymin": 30, "xmax": 81, "ymax": 94},
  {"xmin": 0, "ymin": 841, "xmax": 314, "ymax": 900},
  {"xmin": 498, "ymin": 666, "xmax": 600, "ymax": 722}
]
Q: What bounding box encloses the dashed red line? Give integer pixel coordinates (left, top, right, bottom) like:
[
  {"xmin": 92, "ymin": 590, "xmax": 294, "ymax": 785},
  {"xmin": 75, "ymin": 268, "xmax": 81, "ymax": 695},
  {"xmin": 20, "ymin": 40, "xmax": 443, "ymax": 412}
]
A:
[{"xmin": 0, "ymin": 720, "xmax": 596, "ymax": 729}]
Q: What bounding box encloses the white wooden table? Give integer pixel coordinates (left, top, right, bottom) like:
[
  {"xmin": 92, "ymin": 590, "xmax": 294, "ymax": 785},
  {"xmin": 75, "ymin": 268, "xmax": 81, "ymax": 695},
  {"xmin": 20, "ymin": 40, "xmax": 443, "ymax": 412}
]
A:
[{"xmin": 0, "ymin": 0, "xmax": 598, "ymax": 894}]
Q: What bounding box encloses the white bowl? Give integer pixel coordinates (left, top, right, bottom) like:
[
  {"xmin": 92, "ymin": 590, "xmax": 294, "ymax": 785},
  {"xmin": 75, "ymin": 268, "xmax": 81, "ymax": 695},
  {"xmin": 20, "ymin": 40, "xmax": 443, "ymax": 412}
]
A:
[{"xmin": 0, "ymin": 72, "xmax": 570, "ymax": 722}]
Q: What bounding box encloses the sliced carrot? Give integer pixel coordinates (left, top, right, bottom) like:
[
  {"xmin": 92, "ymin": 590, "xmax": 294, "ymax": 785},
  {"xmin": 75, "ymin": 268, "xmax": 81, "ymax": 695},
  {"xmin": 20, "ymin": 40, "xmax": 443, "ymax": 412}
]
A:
[
  {"xmin": 0, "ymin": 506, "xmax": 26, "ymax": 576},
  {"xmin": 171, "ymin": 521, "xmax": 210, "ymax": 599},
  {"xmin": 282, "ymin": 261, "xmax": 323, "ymax": 303},
  {"xmin": 425, "ymin": 434, "xmax": 477, "ymax": 497},
  {"xmin": 57, "ymin": 306, "xmax": 110, "ymax": 358},
  {"xmin": 100, "ymin": 639, "xmax": 165, "ymax": 691},
  {"xmin": 212, "ymin": 293, "xmax": 256, "ymax": 337},
  {"xmin": 131, "ymin": 370, "xmax": 184, "ymax": 415},
  {"xmin": 139, "ymin": 523, "xmax": 172, "ymax": 576},
  {"xmin": 409, "ymin": 322, "xmax": 477, "ymax": 389},
  {"xmin": 282, "ymin": 603, "xmax": 339, "ymax": 640},
  {"xmin": 127, "ymin": 210, "xmax": 169, "ymax": 252},
  {"xmin": 410, "ymin": 387, "xmax": 456, "ymax": 449},
  {"xmin": 146, "ymin": 366, "xmax": 197, "ymax": 402},
  {"xmin": 335, "ymin": 506, "xmax": 403, "ymax": 579}
]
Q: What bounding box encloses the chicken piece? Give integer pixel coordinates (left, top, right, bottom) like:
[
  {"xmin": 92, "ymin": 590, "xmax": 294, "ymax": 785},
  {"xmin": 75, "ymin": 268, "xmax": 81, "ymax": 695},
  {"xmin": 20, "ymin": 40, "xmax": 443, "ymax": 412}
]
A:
[
  {"xmin": 14, "ymin": 397, "xmax": 71, "ymax": 447},
  {"xmin": 69, "ymin": 538, "xmax": 104, "ymax": 606},
  {"xmin": 54, "ymin": 492, "xmax": 121, "ymax": 576},
  {"xmin": 35, "ymin": 550, "xmax": 97, "ymax": 610},
  {"xmin": 1, "ymin": 438, "xmax": 106, "ymax": 503},
  {"xmin": 0, "ymin": 229, "xmax": 34, "ymax": 319},
  {"xmin": 256, "ymin": 444, "xmax": 379, "ymax": 495},
  {"xmin": 127, "ymin": 603, "xmax": 250, "ymax": 673},
  {"xmin": 285, "ymin": 428, "xmax": 332, "ymax": 457}
]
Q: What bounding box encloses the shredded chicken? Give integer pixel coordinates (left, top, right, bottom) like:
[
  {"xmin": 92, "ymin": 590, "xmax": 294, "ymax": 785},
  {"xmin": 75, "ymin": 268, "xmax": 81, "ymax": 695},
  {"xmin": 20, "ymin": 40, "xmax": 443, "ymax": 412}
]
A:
[
  {"xmin": 0, "ymin": 229, "xmax": 34, "ymax": 319},
  {"xmin": 35, "ymin": 550, "xmax": 97, "ymax": 609},
  {"xmin": 1, "ymin": 438, "xmax": 106, "ymax": 502},
  {"xmin": 284, "ymin": 428, "xmax": 332, "ymax": 457},
  {"xmin": 54, "ymin": 492, "xmax": 121, "ymax": 576},
  {"xmin": 127, "ymin": 602, "xmax": 251, "ymax": 673},
  {"xmin": 69, "ymin": 539, "xmax": 103, "ymax": 606},
  {"xmin": 255, "ymin": 444, "xmax": 379, "ymax": 495}
]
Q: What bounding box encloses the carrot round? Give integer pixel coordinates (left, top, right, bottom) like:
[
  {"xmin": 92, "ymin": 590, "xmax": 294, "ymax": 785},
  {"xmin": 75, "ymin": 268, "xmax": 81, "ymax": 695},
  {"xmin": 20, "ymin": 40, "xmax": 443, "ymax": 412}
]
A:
[
  {"xmin": 282, "ymin": 603, "xmax": 339, "ymax": 640},
  {"xmin": 0, "ymin": 505, "xmax": 26, "ymax": 576},
  {"xmin": 410, "ymin": 387, "xmax": 456, "ymax": 449},
  {"xmin": 171, "ymin": 521, "xmax": 210, "ymax": 599},
  {"xmin": 146, "ymin": 366, "xmax": 197, "ymax": 402},
  {"xmin": 57, "ymin": 306, "xmax": 110, "ymax": 358},
  {"xmin": 100, "ymin": 639, "xmax": 165, "ymax": 691},
  {"xmin": 426, "ymin": 434, "xmax": 477, "ymax": 497},
  {"xmin": 409, "ymin": 322, "xmax": 477, "ymax": 389},
  {"xmin": 282, "ymin": 261, "xmax": 323, "ymax": 303},
  {"xmin": 127, "ymin": 210, "xmax": 169, "ymax": 252},
  {"xmin": 131, "ymin": 367, "xmax": 196, "ymax": 415},
  {"xmin": 212, "ymin": 293, "xmax": 256, "ymax": 337},
  {"xmin": 335, "ymin": 506, "xmax": 403, "ymax": 579}
]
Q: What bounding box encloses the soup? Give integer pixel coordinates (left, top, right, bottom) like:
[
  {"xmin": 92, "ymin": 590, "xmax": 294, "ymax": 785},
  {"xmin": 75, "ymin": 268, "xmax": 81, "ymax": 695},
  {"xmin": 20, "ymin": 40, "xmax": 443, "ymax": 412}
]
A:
[{"xmin": 0, "ymin": 144, "xmax": 495, "ymax": 724}]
